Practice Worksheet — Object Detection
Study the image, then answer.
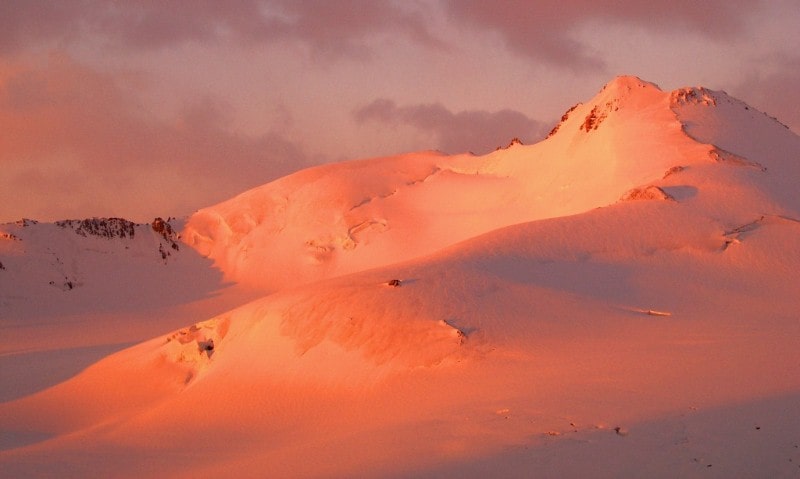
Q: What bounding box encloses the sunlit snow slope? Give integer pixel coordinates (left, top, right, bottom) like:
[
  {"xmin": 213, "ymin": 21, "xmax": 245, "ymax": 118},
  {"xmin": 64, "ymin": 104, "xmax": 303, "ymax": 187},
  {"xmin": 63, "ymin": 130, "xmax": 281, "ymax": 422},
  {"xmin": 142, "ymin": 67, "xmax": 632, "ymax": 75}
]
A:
[
  {"xmin": 185, "ymin": 76, "xmax": 737, "ymax": 291},
  {"xmin": 2, "ymin": 76, "xmax": 799, "ymax": 478}
]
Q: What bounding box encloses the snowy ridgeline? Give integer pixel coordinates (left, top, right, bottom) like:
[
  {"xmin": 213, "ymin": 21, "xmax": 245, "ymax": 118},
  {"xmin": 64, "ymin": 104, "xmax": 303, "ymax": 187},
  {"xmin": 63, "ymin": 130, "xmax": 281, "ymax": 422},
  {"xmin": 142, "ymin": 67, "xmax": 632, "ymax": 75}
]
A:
[
  {"xmin": 0, "ymin": 216, "xmax": 182, "ymax": 294},
  {"xmin": 183, "ymin": 76, "xmax": 800, "ymax": 293}
]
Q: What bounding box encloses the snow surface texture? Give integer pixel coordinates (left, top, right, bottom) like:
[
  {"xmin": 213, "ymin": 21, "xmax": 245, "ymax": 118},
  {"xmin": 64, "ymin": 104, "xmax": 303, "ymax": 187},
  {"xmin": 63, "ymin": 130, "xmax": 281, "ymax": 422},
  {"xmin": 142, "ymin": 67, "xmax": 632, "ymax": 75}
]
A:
[{"xmin": 2, "ymin": 76, "xmax": 799, "ymax": 478}]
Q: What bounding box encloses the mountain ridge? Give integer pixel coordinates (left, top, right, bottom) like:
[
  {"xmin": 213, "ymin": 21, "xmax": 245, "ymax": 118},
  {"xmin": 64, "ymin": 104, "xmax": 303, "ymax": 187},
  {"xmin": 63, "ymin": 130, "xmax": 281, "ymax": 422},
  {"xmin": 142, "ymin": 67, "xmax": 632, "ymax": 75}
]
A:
[{"xmin": 183, "ymin": 75, "xmax": 796, "ymax": 292}]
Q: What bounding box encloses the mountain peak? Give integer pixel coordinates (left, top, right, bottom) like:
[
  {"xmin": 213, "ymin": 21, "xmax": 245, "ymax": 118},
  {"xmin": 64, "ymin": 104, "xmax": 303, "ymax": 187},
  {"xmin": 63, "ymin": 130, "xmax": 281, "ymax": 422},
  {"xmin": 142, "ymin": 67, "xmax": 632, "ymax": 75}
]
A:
[
  {"xmin": 183, "ymin": 75, "xmax": 800, "ymax": 291},
  {"xmin": 592, "ymin": 75, "xmax": 665, "ymax": 107},
  {"xmin": 593, "ymin": 76, "xmax": 663, "ymax": 105},
  {"xmin": 548, "ymin": 76, "xmax": 668, "ymax": 136},
  {"xmin": 601, "ymin": 75, "xmax": 662, "ymax": 93}
]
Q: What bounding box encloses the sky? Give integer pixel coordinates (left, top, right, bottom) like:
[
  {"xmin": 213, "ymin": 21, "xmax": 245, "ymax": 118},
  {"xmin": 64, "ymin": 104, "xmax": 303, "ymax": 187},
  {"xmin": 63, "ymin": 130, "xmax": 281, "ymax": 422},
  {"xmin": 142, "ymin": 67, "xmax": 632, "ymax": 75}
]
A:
[{"xmin": 1, "ymin": 0, "xmax": 798, "ymax": 223}]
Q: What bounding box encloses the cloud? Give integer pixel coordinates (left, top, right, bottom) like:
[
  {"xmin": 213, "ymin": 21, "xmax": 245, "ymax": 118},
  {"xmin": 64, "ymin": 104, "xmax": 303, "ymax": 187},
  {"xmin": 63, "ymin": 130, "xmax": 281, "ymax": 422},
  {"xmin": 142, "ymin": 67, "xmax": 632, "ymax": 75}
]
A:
[
  {"xmin": 0, "ymin": 0, "xmax": 87, "ymax": 54},
  {"xmin": 354, "ymin": 98, "xmax": 548, "ymax": 154},
  {"xmin": 253, "ymin": 0, "xmax": 445, "ymax": 57},
  {"xmin": 442, "ymin": 0, "xmax": 766, "ymax": 70},
  {"xmin": 734, "ymin": 55, "xmax": 800, "ymax": 134},
  {"xmin": 0, "ymin": 53, "xmax": 313, "ymax": 222},
  {"xmin": 0, "ymin": 1, "xmax": 442, "ymax": 58}
]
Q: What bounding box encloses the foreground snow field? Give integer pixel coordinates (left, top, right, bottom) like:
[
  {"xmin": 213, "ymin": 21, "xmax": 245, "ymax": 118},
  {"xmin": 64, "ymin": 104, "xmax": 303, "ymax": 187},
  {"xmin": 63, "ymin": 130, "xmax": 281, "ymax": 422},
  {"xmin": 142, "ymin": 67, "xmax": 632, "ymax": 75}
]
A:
[{"xmin": 1, "ymin": 76, "xmax": 799, "ymax": 478}]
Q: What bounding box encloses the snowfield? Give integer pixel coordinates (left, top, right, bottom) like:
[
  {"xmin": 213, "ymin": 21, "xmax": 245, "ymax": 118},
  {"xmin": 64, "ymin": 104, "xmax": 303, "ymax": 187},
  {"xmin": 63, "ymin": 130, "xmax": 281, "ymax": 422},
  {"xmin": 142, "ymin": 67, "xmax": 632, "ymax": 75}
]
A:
[{"xmin": 2, "ymin": 76, "xmax": 799, "ymax": 478}]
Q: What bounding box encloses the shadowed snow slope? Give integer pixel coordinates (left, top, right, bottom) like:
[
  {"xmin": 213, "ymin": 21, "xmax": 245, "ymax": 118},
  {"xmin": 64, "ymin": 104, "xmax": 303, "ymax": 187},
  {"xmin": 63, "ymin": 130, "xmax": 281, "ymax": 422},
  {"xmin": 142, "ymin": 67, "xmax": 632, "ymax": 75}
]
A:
[
  {"xmin": 1, "ymin": 77, "xmax": 799, "ymax": 478},
  {"xmin": 0, "ymin": 217, "xmax": 259, "ymax": 402}
]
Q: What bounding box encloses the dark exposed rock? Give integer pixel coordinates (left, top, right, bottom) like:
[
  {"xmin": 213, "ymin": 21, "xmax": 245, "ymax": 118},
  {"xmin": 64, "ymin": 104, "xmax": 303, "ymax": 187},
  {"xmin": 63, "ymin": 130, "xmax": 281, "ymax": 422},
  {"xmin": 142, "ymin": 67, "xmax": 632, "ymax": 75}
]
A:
[
  {"xmin": 15, "ymin": 218, "xmax": 38, "ymax": 227},
  {"xmin": 153, "ymin": 217, "xmax": 180, "ymax": 261},
  {"xmin": 495, "ymin": 137, "xmax": 524, "ymax": 151},
  {"xmin": 580, "ymin": 100, "xmax": 619, "ymax": 132},
  {"xmin": 56, "ymin": 217, "xmax": 137, "ymax": 239},
  {"xmin": 620, "ymin": 186, "xmax": 675, "ymax": 201},
  {"xmin": 547, "ymin": 103, "xmax": 579, "ymax": 138},
  {"xmin": 152, "ymin": 217, "xmax": 174, "ymax": 239}
]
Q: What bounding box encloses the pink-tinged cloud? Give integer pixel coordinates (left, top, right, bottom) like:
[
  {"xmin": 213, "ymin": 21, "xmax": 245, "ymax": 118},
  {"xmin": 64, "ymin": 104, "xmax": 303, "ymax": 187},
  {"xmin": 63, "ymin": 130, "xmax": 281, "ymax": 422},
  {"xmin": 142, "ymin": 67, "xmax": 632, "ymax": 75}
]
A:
[
  {"xmin": 0, "ymin": 54, "xmax": 313, "ymax": 222},
  {"xmin": 443, "ymin": 0, "xmax": 765, "ymax": 70},
  {"xmin": 354, "ymin": 98, "xmax": 548, "ymax": 154},
  {"xmin": 0, "ymin": 1, "xmax": 441, "ymax": 58},
  {"xmin": 0, "ymin": 0, "xmax": 87, "ymax": 54},
  {"xmin": 735, "ymin": 55, "xmax": 800, "ymax": 134}
]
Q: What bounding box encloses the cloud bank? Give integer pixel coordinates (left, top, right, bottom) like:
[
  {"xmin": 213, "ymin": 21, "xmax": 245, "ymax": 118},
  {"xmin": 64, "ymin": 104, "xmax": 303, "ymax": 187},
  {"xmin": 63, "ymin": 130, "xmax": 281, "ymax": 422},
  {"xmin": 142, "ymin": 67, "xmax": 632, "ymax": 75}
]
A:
[
  {"xmin": 443, "ymin": 0, "xmax": 764, "ymax": 70},
  {"xmin": 354, "ymin": 98, "xmax": 547, "ymax": 154},
  {"xmin": 0, "ymin": 54, "xmax": 312, "ymax": 222},
  {"xmin": 0, "ymin": 0, "xmax": 440, "ymax": 58}
]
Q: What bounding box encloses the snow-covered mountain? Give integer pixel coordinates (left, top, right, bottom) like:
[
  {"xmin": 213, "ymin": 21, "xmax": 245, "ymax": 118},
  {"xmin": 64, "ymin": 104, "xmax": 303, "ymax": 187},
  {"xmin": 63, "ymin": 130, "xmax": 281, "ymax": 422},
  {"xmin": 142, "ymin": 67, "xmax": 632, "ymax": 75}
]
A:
[
  {"xmin": 183, "ymin": 76, "xmax": 799, "ymax": 291},
  {"xmin": 2, "ymin": 76, "xmax": 799, "ymax": 478}
]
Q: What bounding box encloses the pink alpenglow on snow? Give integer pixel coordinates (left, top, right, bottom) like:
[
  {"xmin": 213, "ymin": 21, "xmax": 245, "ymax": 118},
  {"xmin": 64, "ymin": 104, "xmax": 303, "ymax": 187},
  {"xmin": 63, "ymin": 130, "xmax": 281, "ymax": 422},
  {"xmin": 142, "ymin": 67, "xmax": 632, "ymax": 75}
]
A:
[{"xmin": 1, "ymin": 77, "xmax": 799, "ymax": 478}]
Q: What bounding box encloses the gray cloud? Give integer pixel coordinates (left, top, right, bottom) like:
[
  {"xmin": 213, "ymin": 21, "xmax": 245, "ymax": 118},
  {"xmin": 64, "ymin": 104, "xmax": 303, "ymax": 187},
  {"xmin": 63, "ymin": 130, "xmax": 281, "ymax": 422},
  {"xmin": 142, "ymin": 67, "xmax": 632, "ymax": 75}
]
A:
[
  {"xmin": 734, "ymin": 55, "xmax": 800, "ymax": 134},
  {"xmin": 354, "ymin": 98, "xmax": 548, "ymax": 154},
  {"xmin": 0, "ymin": 0, "xmax": 442, "ymax": 58},
  {"xmin": 0, "ymin": 55, "xmax": 314, "ymax": 222},
  {"xmin": 0, "ymin": 1, "xmax": 772, "ymax": 68},
  {"xmin": 0, "ymin": 0, "xmax": 88, "ymax": 54},
  {"xmin": 443, "ymin": 0, "xmax": 766, "ymax": 70}
]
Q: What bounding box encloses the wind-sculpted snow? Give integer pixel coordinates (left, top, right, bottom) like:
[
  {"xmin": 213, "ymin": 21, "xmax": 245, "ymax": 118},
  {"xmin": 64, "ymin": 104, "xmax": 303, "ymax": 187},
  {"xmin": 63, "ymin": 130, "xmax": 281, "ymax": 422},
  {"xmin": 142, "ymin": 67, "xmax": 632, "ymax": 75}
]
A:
[
  {"xmin": 162, "ymin": 316, "xmax": 230, "ymax": 384},
  {"xmin": 277, "ymin": 283, "xmax": 471, "ymax": 367},
  {"xmin": 670, "ymin": 85, "xmax": 800, "ymax": 217},
  {"xmin": 670, "ymin": 86, "xmax": 718, "ymax": 107}
]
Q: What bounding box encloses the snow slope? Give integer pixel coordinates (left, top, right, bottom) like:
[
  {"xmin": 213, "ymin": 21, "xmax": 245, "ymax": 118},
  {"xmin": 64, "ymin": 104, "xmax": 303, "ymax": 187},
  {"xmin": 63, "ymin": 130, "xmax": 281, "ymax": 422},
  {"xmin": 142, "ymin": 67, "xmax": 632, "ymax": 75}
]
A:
[
  {"xmin": 184, "ymin": 76, "xmax": 717, "ymax": 291},
  {"xmin": 1, "ymin": 76, "xmax": 799, "ymax": 478},
  {"xmin": 1, "ymin": 218, "xmax": 183, "ymax": 310},
  {"xmin": 0, "ymin": 217, "xmax": 259, "ymax": 403}
]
